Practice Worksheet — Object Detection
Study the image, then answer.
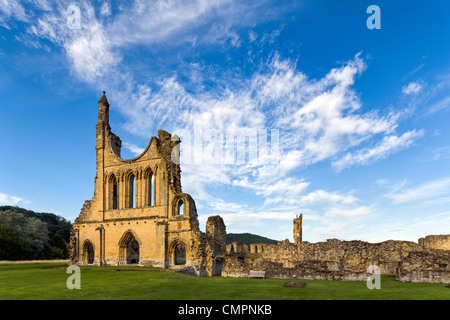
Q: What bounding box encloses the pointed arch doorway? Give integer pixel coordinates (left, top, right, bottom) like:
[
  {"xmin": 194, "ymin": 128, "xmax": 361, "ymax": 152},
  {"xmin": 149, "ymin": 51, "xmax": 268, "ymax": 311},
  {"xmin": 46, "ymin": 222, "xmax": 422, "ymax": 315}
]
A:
[
  {"xmin": 118, "ymin": 230, "xmax": 141, "ymax": 264},
  {"xmin": 169, "ymin": 239, "xmax": 189, "ymax": 267},
  {"xmin": 82, "ymin": 240, "xmax": 95, "ymax": 264}
]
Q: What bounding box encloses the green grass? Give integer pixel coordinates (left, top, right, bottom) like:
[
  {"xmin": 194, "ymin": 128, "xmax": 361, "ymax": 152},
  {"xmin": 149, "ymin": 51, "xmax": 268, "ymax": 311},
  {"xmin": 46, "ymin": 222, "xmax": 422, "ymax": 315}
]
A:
[{"xmin": 0, "ymin": 262, "xmax": 449, "ymax": 300}]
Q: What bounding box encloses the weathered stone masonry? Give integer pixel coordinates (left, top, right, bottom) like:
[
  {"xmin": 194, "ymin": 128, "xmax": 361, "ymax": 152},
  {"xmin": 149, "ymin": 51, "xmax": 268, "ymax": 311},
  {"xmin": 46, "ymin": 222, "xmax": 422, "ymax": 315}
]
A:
[
  {"xmin": 70, "ymin": 93, "xmax": 449, "ymax": 283},
  {"xmin": 69, "ymin": 93, "xmax": 226, "ymax": 276},
  {"xmin": 222, "ymin": 217, "xmax": 450, "ymax": 283}
]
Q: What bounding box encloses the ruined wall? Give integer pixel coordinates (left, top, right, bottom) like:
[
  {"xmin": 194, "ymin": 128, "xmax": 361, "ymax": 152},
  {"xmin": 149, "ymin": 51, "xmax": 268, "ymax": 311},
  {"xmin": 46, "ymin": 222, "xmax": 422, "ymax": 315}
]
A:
[
  {"xmin": 222, "ymin": 237, "xmax": 450, "ymax": 283},
  {"xmin": 301, "ymin": 239, "xmax": 423, "ymax": 274},
  {"xmin": 396, "ymin": 249, "xmax": 450, "ymax": 283},
  {"xmin": 418, "ymin": 235, "xmax": 450, "ymax": 251},
  {"xmin": 222, "ymin": 256, "xmax": 368, "ymax": 281},
  {"xmin": 222, "ymin": 215, "xmax": 450, "ymax": 283},
  {"xmin": 225, "ymin": 238, "xmax": 422, "ymax": 271},
  {"xmin": 186, "ymin": 216, "xmax": 227, "ymax": 277}
]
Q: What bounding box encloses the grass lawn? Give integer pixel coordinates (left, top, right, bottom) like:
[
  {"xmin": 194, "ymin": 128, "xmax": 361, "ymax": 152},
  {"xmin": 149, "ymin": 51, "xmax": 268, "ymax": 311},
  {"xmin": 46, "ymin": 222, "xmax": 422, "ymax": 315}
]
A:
[{"xmin": 0, "ymin": 262, "xmax": 449, "ymax": 300}]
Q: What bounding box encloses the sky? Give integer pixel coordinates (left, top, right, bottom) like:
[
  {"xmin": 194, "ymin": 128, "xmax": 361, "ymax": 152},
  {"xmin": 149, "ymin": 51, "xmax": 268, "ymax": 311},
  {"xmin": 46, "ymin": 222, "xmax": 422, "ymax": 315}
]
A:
[{"xmin": 0, "ymin": 0, "xmax": 449, "ymax": 243}]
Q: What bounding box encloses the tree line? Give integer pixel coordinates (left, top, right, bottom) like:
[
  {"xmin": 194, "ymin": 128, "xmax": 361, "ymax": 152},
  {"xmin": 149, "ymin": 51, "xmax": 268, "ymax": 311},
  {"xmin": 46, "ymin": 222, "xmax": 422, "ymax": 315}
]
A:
[
  {"xmin": 226, "ymin": 233, "xmax": 278, "ymax": 245},
  {"xmin": 0, "ymin": 206, "xmax": 72, "ymax": 261}
]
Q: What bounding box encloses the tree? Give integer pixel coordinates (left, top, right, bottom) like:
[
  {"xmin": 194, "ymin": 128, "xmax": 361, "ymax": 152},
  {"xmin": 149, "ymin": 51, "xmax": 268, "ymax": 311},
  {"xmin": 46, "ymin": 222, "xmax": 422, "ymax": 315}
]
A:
[
  {"xmin": 0, "ymin": 210, "xmax": 49, "ymax": 259},
  {"xmin": 0, "ymin": 224, "xmax": 32, "ymax": 260},
  {"xmin": 0, "ymin": 206, "xmax": 72, "ymax": 242},
  {"xmin": 48, "ymin": 233, "xmax": 69, "ymax": 259}
]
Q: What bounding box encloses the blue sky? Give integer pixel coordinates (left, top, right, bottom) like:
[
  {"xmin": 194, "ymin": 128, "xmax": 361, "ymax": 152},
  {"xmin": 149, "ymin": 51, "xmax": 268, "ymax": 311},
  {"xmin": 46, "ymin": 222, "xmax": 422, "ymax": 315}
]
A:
[{"xmin": 0, "ymin": 0, "xmax": 449, "ymax": 243}]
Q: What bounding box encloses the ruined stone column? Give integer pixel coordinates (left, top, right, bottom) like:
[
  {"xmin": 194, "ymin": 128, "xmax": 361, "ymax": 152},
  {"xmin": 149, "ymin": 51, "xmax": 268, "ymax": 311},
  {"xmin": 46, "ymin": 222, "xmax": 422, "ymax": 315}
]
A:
[{"xmin": 294, "ymin": 214, "xmax": 303, "ymax": 245}]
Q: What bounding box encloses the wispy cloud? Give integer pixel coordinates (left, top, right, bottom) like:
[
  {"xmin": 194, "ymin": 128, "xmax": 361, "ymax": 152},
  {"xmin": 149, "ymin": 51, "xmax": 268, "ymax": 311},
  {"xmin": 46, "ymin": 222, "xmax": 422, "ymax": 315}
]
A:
[
  {"xmin": 387, "ymin": 177, "xmax": 450, "ymax": 204},
  {"xmin": 99, "ymin": 2, "xmax": 111, "ymax": 17},
  {"xmin": 363, "ymin": 211, "xmax": 450, "ymax": 242},
  {"xmin": 333, "ymin": 129, "xmax": 424, "ymax": 171},
  {"xmin": 17, "ymin": 0, "xmax": 280, "ymax": 84},
  {"xmin": 402, "ymin": 81, "xmax": 424, "ymax": 95},
  {"xmin": 21, "ymin": 0, "xmax": 120, "ymax": 82},
  {"xmin": 426, "ymin": 96, "xmax": 450, "ymax": 115},
  {"xmin": 428, "ymin": 146, "xmax": 450, "ymax": 161},
  {"xmin": 0, "ymin": 0, "xmax": 29, "ymax": 27},
  {"xmin": 0, "ymin": 192, "xmax": 30, "ymax": 206},
  {"xmin": 233, "ymin": 177, "xmax": 310, "ymax": 206},
  {"xmin": 122, "ymin": 142, "xmax": 145, "ymax": 156},
  {"xmin": 407, "ymin": 63, "xmax": 424, "ymax": 76},
  {"xmin": 299, "ymin": 189, "xmax": 358, "ymax": 206},
  {"xmin": 108, "ymin": 0, "xmax": 233, "ymax": 46},
  {"xmin": 301, "ymin": 199, "xmax": 376, "ymax": 242}
]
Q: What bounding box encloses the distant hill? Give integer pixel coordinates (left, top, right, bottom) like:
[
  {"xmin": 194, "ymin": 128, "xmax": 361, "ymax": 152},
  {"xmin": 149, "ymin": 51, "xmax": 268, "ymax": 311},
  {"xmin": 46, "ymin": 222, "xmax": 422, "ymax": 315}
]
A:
[
  {"xmin": 226, "ymin": 233, "xmax": 279, "ymax": 245},
  {"xmin": 0, "ymin": 206, "xmax": 72, "ymax": 242},
  {"xmin": 0, "ymin": 206, "xmax": 72, "ymax": 260}
]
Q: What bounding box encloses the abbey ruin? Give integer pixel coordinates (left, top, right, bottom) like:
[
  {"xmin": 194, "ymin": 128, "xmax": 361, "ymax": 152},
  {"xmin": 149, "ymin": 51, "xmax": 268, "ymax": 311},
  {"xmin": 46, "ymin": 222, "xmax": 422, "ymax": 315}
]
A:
[
  {"xmin": 69, "ymin": 92, "xmax": 226, "ymax": 276},
  {"xmin": 70, "ymin": 93, "xmax": 450, "ymax": 283}
]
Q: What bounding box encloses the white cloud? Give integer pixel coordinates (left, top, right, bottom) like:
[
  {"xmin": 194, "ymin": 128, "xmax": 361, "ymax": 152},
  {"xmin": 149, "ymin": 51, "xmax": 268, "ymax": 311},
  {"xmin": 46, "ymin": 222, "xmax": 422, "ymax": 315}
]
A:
[
  {"xmin": 0, "ymin": 0, "xmax": 28, "ymax": 27},
  {"xmin": 122, "ymin": 142, "xmax": 145, "ymax": 156},
  {"xmin": 325, "ymin": 205, "xmax": 372, "ymax": 219},
  {"xmin": 107, "ymin": 0, "xmax": 269, "ymax": 48},
  {"xmin": 251, "ymin": 53, "xmax": 404, "ymax": 170},
  {"xmin": 0, "ymin": 192, "xmax": 30, "ymax": 206},
  {"xmin": 294, "ymin": 194, "xmax": 376, "ymax": 242},
  {"xmin": 377, "ymin": 179, "xmax": 407, "ymax": 196},
  {"xmin": 209, "ymin": 169, "xmax": 376, "ymax": 241},
  {"xmin": 100, "ymin": 2, "xmax": 111, "ymax": 16},
  {"xmin": 123, "ymin": 53, "xmax": 410, "ymax": 177},
  {"xmin": 232, "ymin": 177, "xmax": 310, "ymax": 206},
  {"xmin": 212, "ymin": 206, "xmax": 298, "ymax": 230},
  {"xmin": 333, "ymin": 129, "xmax": 424, "ymax": 171},
  {"xmin": 16, "ymin": 0, "xmax": 293, "ymax": 86},
  {"xmin": 65, "ymin": 22, "xmax": 119, "ymax": 82},
  {"xmin": 362, "ymin": 211, "xmax": 450, "ymax": 243},
  {"xmin": 299, "ymin": 189, "xmax": 358, "ymax": 206},
  {"xmin": 429, "ymin": 146, "xmax": 450, "ymax": 161},
  {"xmin": 387, "ymin": 177, "xmax": 450, "ymax": 204},
  {"xmin": 248, "ymin": 30, "xmax": 257, "ymax": 42},
  {"xmin": 426, "ymin": 96, "xmax": 450, "ymax": 115},
  {"xmin": 408, "ymin": 64, "xmax": 424, "ymax": 76},
  {"xmin": 24, "ymin": 1, "xmax": 120, "ymax": 83},
  {"xmin": 210, "ymin": 200, "xmax": 248, "ymax": 214},
  {"xmin": 402, "ymin": 81, "xmax": 423, "ymax": 95}
]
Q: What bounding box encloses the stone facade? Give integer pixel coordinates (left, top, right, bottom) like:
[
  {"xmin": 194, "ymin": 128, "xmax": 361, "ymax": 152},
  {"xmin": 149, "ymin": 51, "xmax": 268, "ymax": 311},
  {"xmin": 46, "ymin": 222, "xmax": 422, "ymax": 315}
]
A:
[{"xmin": 69, "ymin": 93, "xmax": 226, "ymax": 276}]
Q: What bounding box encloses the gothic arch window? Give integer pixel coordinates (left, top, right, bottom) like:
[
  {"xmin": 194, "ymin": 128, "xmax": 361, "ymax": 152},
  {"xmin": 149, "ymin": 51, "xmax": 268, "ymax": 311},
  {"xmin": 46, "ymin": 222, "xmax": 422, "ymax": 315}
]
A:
[
  {"xmin": 153, "ymin": 166, "xmax": 158, "ymax": 206},
  {"xmin": 178, "ymin": 200, "xmax": 184, "ymax": 216},
  {"xmin": 144, "ymin": 167, "xmax": 155, "ymax": 207},
  {"xmin": 173, "ymin": 198, "xmax": 185, "ymax": 216},
  {"xmin": 150, "ymin": 173, "xmax": 155, "ymax": 206},
  {"xmin": 125, "ymin": 171, "xmax": 136, "ymax": 209},
  {"xmin": 108, "ymin": 173, "xmax": 118, "ymax": 210}
]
